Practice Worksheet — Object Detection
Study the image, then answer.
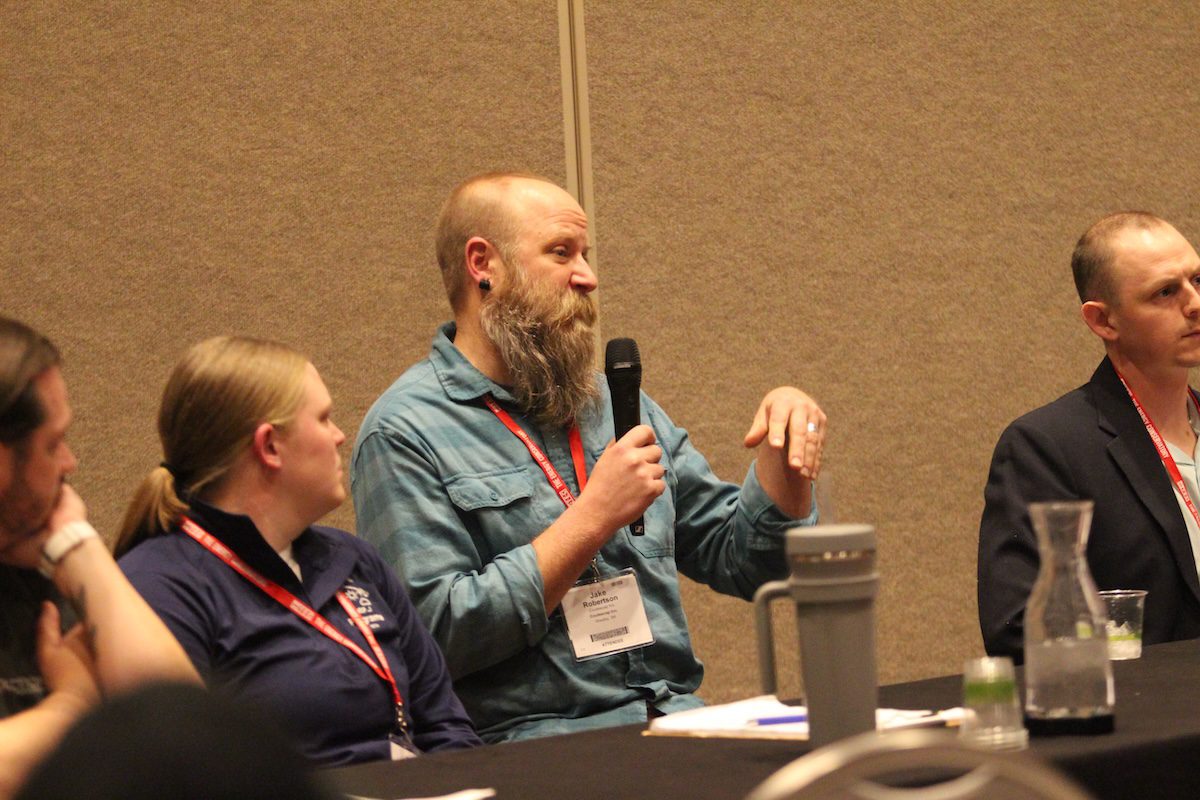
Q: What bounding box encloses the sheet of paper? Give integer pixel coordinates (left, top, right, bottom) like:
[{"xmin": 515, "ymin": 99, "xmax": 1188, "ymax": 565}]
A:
[
  {"xmin": 344, "ymin": 788, "xmax": 496, "ymax": 800},
  {"xmin": 644, "ymin": 695, "xmax": 963, "ymax": 740}
]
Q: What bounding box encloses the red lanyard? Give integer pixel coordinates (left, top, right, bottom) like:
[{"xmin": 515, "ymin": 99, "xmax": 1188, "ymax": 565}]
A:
[
  {"xmin": 179, "ymin": 516, "xmax": 409, "ymax": 735},
  {"xmin": 1115, "ymin": 372, "xmax": 1200, "ymax": 531},
  {"xmin": 483, "ymin": 395, "xmax": 588, "ymax": 506}
]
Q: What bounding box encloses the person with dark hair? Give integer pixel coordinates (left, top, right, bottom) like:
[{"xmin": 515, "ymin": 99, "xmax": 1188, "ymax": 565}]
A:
[
  {"xmin": 117, "ymin": 337, "xmax": 480, "ymax": 766},
  {"xmin": 979, "ymin": 213, "xmax": 1200, "ymax": 660},
  {"xmin": 0, "ymin": 316, "xmax": 199, "ymax": 798},
  {"xmin": 352, "ymin": 173, "xmax": 826, "ymax": 742},
  {"xmin": 16, "ymin": 683, "xmax": 337, "ymax": 800}
]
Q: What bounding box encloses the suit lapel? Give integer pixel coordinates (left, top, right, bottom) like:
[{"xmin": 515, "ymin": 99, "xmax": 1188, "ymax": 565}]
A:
[{"xmin": 1093, "ymin": 358, "xmax": 1200, "ymax": 605}]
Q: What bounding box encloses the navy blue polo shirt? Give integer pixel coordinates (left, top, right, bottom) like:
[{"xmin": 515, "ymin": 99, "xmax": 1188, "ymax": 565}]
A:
[{"xmin": 119, "ymin": 502, "xmax": 480, "ymax": 765}]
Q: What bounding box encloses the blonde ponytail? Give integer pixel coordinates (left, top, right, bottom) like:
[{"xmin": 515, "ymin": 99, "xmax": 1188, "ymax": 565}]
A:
[
  {"xmin": 114, "ymin": 466, "xmax": 188, "ymax": 557},
  {"xmin": 114, "ymin": 336, "xmax": 308, "ymax": 558}
]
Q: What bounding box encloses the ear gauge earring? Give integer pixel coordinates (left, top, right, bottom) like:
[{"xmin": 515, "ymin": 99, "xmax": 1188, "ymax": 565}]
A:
[{"xmin": 479, "ymin": 279, "xmax": 492, "ymax": 291}]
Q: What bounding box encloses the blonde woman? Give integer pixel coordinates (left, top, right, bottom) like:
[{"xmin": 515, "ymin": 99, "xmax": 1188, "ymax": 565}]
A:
[{"xmin": 116, "ymin": 337, "xmax": 479, "ymax": 766}]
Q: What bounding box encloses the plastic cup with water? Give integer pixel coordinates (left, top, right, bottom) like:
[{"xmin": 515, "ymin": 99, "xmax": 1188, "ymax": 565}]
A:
[
  {"xmin": 959, "ymin": 656, "xmax": 1029, "ymax": 750},
  {"xmin": 1100, "ymin": 589, "xmax": 1147, "ymax": 660}
]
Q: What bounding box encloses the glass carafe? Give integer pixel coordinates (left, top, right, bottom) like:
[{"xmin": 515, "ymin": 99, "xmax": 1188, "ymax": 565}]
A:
[{"xmin": 1023, "ymin": 500, "xmax": 1114, "ymax": 734}]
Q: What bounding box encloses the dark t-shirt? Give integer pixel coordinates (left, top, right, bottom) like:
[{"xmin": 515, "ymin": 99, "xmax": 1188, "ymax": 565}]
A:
[{"xmin": 0, "ymin": 565, "xmax": 59, "ymax": 718}]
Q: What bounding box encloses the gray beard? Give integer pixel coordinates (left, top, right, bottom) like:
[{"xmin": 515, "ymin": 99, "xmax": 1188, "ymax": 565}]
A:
[{"xmin": 480, "ymin": 270, "xmax": 600, "ymax": 429}]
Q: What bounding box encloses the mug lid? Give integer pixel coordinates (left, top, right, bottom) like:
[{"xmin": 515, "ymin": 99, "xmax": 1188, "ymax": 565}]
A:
[{"xmin": 786, "ymin": 523, "xmax": 876, "ymax": 556}]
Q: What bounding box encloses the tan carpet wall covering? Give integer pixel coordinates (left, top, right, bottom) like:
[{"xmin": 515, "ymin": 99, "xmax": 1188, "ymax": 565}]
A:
[{"xmin": 4, "ymin": 2, "xmax": 1198, "ymax": 705}]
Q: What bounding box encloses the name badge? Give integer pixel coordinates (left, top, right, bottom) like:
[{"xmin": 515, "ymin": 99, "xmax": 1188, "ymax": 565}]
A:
[
  {"xmin": 562, "ymin": 568, "xmax": 655, "ymax": 660},
  {"xmin": 389, "ymin": 732, "xmax": 418, "ymax": 760}
]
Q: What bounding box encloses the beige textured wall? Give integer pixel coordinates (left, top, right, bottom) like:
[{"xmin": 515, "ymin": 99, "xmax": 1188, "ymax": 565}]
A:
[
  {"xmin": 4, "ymin": 2, "xmax": 1199, "ymax": 708},
  {"xmin": 2, "ymin": 1, "xmax": 564, "ymax": 531},
  {"xmin": 584, "ymin": 2, "xmax": 1200, "ymax": 701}
]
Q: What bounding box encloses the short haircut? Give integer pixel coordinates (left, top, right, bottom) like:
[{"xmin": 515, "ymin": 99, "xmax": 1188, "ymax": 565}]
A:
[
  {"xmin": 0, "ymin": 317, "xmax": 61, "ymax": 445},
  {"xmin": 1071, "ymin": 211, "xmax": 1170, "ymax": 303},
  {"xmin": 16, "ymin": 683, "xmax": 336, "ymax": 800},
  {"xmin": 434, "ymin": 171, "xmax": 548, "ymax": 310}
]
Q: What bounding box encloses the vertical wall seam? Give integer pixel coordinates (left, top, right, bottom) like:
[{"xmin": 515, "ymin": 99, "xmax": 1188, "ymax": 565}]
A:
[{"xmin": 557, "ymin": 0, "xmax": 602, "ymax": 339}]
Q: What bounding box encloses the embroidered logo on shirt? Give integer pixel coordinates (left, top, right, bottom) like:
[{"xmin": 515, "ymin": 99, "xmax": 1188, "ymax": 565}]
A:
[{"xmin": 343, "ymin": 583, "xmax": 386, "ymax": 630}]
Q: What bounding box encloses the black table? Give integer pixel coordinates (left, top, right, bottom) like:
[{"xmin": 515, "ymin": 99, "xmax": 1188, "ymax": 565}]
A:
[{"xmin": 330, "ymin": 639, "xmax": 1200, "ymax": 799}]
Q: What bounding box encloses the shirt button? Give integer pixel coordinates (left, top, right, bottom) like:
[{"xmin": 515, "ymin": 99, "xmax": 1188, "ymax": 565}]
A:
[{"xmin": 490, "ymin": 491, "xmax": 499, "ymax": 500}]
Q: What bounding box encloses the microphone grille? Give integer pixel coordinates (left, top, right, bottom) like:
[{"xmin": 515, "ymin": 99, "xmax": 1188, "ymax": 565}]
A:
[{"xmin": 605, "ymin": 338, "xmax": 641, "ymax": 372}]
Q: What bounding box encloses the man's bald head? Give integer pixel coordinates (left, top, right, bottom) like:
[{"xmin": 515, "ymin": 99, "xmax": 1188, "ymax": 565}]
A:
[
  {"xmin": 1072, "ymin": 211, "xmax": 1175, "ymax": 304},
  {"xmin": 435, "ymin": 171, "xmax": 556, "ymax": 310}
]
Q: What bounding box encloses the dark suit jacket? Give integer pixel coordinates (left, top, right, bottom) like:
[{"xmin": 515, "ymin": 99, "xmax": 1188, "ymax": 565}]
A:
[{"xmin": 978, "ymin": 357, "xmax": 1200, "ymax": 661}]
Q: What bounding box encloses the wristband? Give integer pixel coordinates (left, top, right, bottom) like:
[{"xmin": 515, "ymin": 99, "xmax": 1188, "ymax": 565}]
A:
[{"xmin": 39, "ymin": 521, "xmax": 99, "ymax": 579}]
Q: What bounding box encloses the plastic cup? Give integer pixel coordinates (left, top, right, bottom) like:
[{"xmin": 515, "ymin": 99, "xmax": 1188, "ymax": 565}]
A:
[
  {"xmin": 1100, "ymin": 589, "xmax": 1147, "ymax": 660},
  {"xmin": 959, "ymin": 656, "xmax": 1028, "ymax": 750}
]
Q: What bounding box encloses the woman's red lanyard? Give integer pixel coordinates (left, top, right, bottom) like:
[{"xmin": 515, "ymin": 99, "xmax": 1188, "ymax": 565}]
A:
[
  {"xmin": 179, "ymin": 516, "xmax": 409, "ymax": 737},
  {"xmin": 483, "ymin": 395, "xmax": 588, "ymax": 505},
  {"xmin": 1115, "ymin": 371, "xmax": 1200, "ymax": 530}
]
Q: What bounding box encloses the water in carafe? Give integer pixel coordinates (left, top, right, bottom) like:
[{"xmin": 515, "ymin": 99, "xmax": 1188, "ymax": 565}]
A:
[{"xmin": 1023, "ymin": 500, "xmax": 1114, "ymax": 735}]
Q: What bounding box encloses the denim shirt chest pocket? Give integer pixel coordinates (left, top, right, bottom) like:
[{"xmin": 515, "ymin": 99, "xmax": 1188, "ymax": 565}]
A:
[
  {"xmin": 584, "ymin": 445, "xmax": 676, "ymax": 559},
  {"xmin": 445, "ymin": 466, "xmax": 545, "ymax": 555},
  {"xmin": 629, "ymin": 488, "xmax": 677, "ymax": 557}
]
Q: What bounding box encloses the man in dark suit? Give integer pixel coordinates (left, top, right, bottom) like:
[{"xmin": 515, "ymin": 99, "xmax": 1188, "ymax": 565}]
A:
[{"xmin": 979, "ymin": 212, "xmax": 1200, "ymax": 660}]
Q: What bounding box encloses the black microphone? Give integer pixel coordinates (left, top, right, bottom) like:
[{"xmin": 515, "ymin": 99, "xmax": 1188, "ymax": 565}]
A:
[{"xmin": 605, "ymin": 338, "xmax": 645, "ymax": 536}]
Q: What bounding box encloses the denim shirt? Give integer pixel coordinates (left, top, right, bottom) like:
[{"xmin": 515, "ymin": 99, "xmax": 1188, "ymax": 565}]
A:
[{"xmin": 351, "ymin": 323, "xmax": 817, "ymax": 741}]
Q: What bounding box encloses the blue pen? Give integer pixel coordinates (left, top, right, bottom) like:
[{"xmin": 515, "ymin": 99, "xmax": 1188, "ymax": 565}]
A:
[{"xmin": 751, "ymin": 713, "xmax": 808, "ymax": 726}]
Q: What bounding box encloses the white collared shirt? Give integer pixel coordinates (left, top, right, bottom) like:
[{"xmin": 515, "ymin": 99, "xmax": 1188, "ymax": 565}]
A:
[
  {"xmin": 1163, "ymin": 399, "xmax": 1200, "ymax": 584},
  {"xmin": 277, "ymin": 544, "xmax": 303, "ymax": 582}
]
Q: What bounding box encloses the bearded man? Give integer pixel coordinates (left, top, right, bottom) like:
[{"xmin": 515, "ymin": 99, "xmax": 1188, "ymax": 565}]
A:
[
  {"xmin": 351, "ymin": 173, "xmax": 825, "ymax": 742},
  {"xmin": 0, "ymin": 316, "xmax": 198, "ymax": 795}
]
